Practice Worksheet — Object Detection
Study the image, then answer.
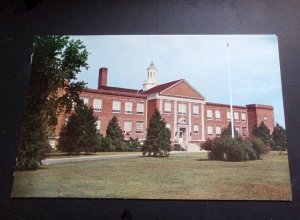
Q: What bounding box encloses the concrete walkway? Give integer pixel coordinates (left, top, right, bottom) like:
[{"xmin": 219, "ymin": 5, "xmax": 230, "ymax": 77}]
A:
[{"xmin": 42, "ymin": 153, "xmax": 142, "ymax": 165}]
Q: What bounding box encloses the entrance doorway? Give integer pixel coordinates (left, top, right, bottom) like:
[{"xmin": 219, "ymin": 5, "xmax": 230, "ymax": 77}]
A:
[{"xmin": 178, "ymin": 127, "xmax": 186, "ymax": 143}]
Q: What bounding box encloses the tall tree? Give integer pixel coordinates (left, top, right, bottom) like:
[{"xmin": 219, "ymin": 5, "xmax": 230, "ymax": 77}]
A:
[
  {"xmin": 143, "ymin": 109, "xmax": 171, "ymax": 157},
  {"xmin": 58, "ymin": 102, "xmax": 101, "ymax": 154},
  {"xmin": 221, "ymin": 122, "xmax": 240, "ymax": 138},
  {"xmin": 17, "ymin": 36, "xmax": 89, "ymax": 170},
  {"xmin": 106, "ymin": 115, "xmax": 125, "ymax": 151},
  {"xmin": 252, "ymin": 121, "xmax": 271, "ymax": 146},
  {"xmin": 272, "ymin": 123, "xmax": 287, "ymax": 151}
]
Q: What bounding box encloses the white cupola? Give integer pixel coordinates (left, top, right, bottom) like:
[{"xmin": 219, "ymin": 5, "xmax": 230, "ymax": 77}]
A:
[{"xmin": 143, "ymin": 61, "xmax": 159, "ymax": 91}]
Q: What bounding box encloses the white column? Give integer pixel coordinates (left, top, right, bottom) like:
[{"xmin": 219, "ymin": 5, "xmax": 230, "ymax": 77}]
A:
[
  {"xmin": 201, "ymin": 103, "xmax": 205, "ymax": 141},
  {"xmin": 159, "ymin": 99, "xmax": 162, "ymax": 114},
  {"xmin": 174, "ymin": 100, "xmax": 177, "ymax": 140},
  {"xmin": 188, "ymin": 102, "xmax": 192, "ymax": 143}
]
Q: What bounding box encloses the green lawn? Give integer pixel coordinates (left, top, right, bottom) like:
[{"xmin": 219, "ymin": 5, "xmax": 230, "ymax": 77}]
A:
[
  {"xmin": 45, "ymin": 151, "xmax": 140, "ymax": 158},
  {"xmin": 11, "ymin": 151, "xmax": 292, "ymax": 200}
]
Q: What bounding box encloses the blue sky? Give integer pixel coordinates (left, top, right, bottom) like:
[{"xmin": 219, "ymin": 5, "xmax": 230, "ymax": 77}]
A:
[{"xmin": 70, "ymin": 35, "xmax": 285, "ymax": 127}]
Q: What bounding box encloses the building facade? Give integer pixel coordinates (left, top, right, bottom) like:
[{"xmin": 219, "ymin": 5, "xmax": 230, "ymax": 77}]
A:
[{"xmin": 53, "ymin": 63, "xmax": 274, "ymax": 149}]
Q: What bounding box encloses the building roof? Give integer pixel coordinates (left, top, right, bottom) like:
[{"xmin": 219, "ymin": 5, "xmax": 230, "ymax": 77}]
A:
[
  {"xmin": 141, "ymin": 79, "xmax": 182, "ymax": 94},
  {"xmin": 84, "ymin": 86, "xmax": 146, "ymax": 98},
  {"xmin": 246, "ymin": 104, "xmax": 274, "ymax": 110},
  {"xmin": 206, "ymin": 102, "xmax": 246, "ymax": 109}
]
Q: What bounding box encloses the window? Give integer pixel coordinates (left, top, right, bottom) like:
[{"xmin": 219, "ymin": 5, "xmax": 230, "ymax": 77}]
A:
[
  {"xmin": 215, "ymin": 110, "xmax": 221, "ymax": 119},
  {"xmin": 234, "ymin": 112, "xmax": 239, "ymax": 121},
  {"xmin": 136, "ymin": 121, "xmax": 143, "ymax": 133},
  {"xmin": 216, "ymin": 126, "xmax": 221, "ymax": 136},
  {"xmin": 227, "ymin": 111, "xmax": 231, "ymax": 120},
  {"xmin": 207, "ymin": 109, "xmax": 213, "ymax": 119},
  {"xmin": 124, "ymin": 121, "xmax": 132, "ymax": 134},
  {"xmin": 112, "ymin": 100, "xmax": 121, "ymax": 113},
  {"xmin": 166, "ymin": 123, "xmax": 171, "ymax": 129},
  {"xmin": 193, "ymin": 125, "xmax": 199, "ymax": 133},
  {"xmin": 178, "ymin": 103, "xmax": 186, "ymax": 114},
  {"xmin": 242, "ymin": 127, "xmax": 247, "ymax": 136},
  {"xmin": 241, "ymin": 113, "xmax": 246, "ymax": 121},
  {"xmin": 125, "ymin": 102, "xmax": 133, "ymax": 114},
  {"xmin": 164, "ymin": 102, "xmax": 171, "ymax": 113},
  {"xmin": 81, "ymin": 97, "xmax": 89, "ymax": 105},
  {"xmin": 207, "ymin": 126, "xmax": 213, "ymax": 135},
  {"xmin": 96, "ymin": 120, "xmax": 101, "ymax": 131},
  {"xmin": 235, "ymin": 127, "xmax": 240, "ymax": 134},
  {"xmin": 93, "ymin": 98, "xmax": 102, "ymax": 112},
  {"xmin": 136, "ymin": 103, "xmax": 144, "ymax": 114},
  {"xmin": 193, "ymin": 105, "xmax": 199, "ymax": 115}
]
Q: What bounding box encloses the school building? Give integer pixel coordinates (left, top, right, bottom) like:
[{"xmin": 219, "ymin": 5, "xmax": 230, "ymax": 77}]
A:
[{"xmin": 53, "ymin": 62, "xmax": 274, "ymax": 151}]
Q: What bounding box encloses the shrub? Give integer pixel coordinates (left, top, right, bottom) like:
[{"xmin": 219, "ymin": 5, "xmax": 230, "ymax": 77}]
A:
[
  {"xmin": 201, "ymin": 139, "xmax": 215, "ymax": 151},
  {"xmin": 251, "ymin": 137, "xmax": 267, "ymax": 159},
  {"xmin": 206, "ymin": 136, "xmax": 258, "ymax": 162},
  {"xmin": 173, "ymin": 144, "xmax": 185, "ymax": 151},
  {"xmin": 124, "ymin": 137, "xmax": 141, "ymax": 152}
]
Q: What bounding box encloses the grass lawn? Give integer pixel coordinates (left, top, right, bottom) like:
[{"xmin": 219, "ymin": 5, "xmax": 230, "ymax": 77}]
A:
[
  {"xmin": 45, "ymin": 151, "xmax": 140, "ymax": 158},
  {"xmin": 11, "ymin": 151, "xmax": 292, "ymax": 200}
]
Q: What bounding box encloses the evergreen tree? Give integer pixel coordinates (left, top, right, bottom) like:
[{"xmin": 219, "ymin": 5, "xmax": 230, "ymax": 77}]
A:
[
  {"xmin": 143, "ymin": 109, "xmax": 171, "ymax": 157},
  {"xmin": 252, "ymin": 121, "xmax": 271, "ymax": 146},
  {"xmin": 221, "ymin": 122, "xmax": 240, "ymax": 138},
  {"xmin": 17, "ymin": 36, "xmax": 89, "ymax": 170},
  {"xmin": 272, "ymin": 123, "xmax": 287, "ymax": 151},
  {"xmin": 106, "ymin": 115, "xmax": 125, "ymax": 151},
  {"xmin": 58, "ymin": 102, "xmax": 101, "ymax": 154}
]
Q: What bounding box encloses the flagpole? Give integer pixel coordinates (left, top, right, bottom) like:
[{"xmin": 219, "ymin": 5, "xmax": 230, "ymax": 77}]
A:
[{"xmin": 227, "ymin": 43, "xmax": 235, "ymax": 138}]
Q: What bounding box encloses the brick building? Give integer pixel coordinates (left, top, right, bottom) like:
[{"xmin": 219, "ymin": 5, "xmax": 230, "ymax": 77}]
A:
[{"xmin": 53, "ymin": 62, "xmax": 274, "ymax": 151}]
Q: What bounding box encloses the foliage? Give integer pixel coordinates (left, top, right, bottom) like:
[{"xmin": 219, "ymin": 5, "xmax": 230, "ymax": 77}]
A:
[
  {"xmin": 221, "ymin": 122, "xmax": 240, "ymax": 138},
  {"xmin": 124, "ymin": 137, "xmax": 141, "ymax": 152},
  {"xmin": 253, "ymin": 121, "xmax": 271, "ymax": 146},
  {"xmin": 106, "ymin": 115, "xmax": 125, "ymax": 151},
  {"xmin": 173, "ymin": 144, "xmax": 185, "ymax": 151},
  {"xmin": 142, "ymin": 109, "xmax": 171, "ymax": 157},
  {"xmin": 17, "ymin": 35, "xmax": 89, "ymax": 170},
  {"xmin": 251, "ymin": 137, "xmax": 267, "ymax": 159},
  {"xmin": 206, "ymin": 136, "xmax": 260, "ymax": 162},
  {"xmin": 272, "ymin": 123, "xmax": 287, "ymax": 151},
  {"xmin": 58, "ymin": 102, "xmax": 101, "ymax": 154}
]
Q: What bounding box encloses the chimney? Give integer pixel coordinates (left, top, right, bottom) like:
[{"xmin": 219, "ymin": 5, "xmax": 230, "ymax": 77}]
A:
[{"xmin": 98, "ymin": 67, "xmax": 108, "ymax": 89}]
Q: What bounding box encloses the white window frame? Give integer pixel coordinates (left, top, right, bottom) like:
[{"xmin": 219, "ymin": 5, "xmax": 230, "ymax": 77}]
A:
[
  {"xmin": 166, "ymin": 123, "xmax": 171, "ymax": 129},
  {"xmin": 242, "ymin": 127, "xmax": 247, "ymax": 136},
  {"xmin": 235, "ymin": 127, "xmax": 240, "ymax": 134},
  {"xmin": 81, "ymin": 97, "xmax": 89, "ymax": 105},
  {"xmin": 215, "ymin": 110, "xmax": 221, "ymax": 120},
  {"xmin": 193, "ymin": 125, "xmax": 199, "ymax": 133},
  {"xmin": 215, "ymin": 126, "xmax": 221, "ymax": 136},
  {"xmin": 192, "ymin": 105, "xmax": 199, "ymax": 115},
  {"xmin": 136, "ymin": 121, "xmax": 144, "ymax": 134},
  {"xmin": 178, "ymin": 103, "xmax": 187, "ymax": 114},
  {"xmin": 136, "ymin": 103, "xmax": 144, "ymax": 115},
  {"xmin": 124, "ymin": 121, "xmax": 132, "ymax": 134},
  {"xmin": 112, "ymin": 100, "xmax": 121, "ymax": 113},
  {"xmin": 125, "ymin": 101, "xmax": 133, "ymax": 114},
  {"xmin": 93, "ymin": 98, "xmax": 102, "ymax": 112},
  {"xmin": 227, "ymin": 111, "xmax": 231, "ymax": 120},
  {"xmin": 241, "ymin": 112, "xmax": 246, "ymax": 121},
  {"xmin": 207, "ymin": 126, "xmax": 213, "ymax": 135},
  {"xmin": 164, "ymin": 102, "xmax": 172, "ymax": 113},
  {"xmin": 234, "ymin": 112, "xmax": 239, "ymax": 121},
  {"xmin": 207, "ymin": 109, "xmax": 213, "ymax": 119}
]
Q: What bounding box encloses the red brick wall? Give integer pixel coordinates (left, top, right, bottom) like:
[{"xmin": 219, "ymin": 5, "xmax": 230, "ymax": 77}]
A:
[
  {"xmin": 205, "ymin": 103, "xmax": 248, "ymax": 139},
  {"xmin": 247, "ymin": 105, "xmax": 274, "ymax": 136},
  {"xmin": 80, "ymin": 91, "xmax": 147, "ymax": 140}
]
